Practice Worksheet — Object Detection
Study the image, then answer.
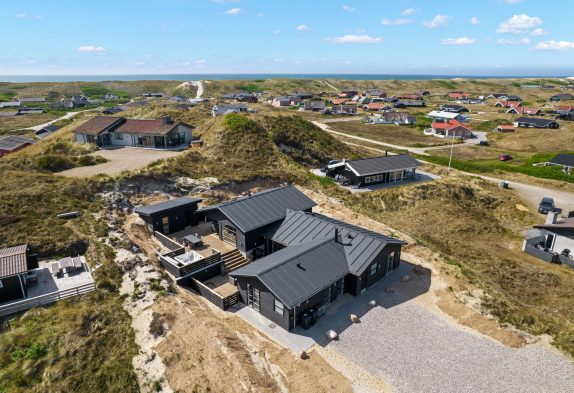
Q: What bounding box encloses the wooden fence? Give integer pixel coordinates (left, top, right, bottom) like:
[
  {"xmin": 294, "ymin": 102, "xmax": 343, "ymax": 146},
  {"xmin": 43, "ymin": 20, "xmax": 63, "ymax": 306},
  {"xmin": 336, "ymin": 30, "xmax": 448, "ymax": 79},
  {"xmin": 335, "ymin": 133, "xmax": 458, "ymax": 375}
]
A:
[
  {"xmin": 159, "ymin": 251, "xmax": 222, "ymax": 278},
  {"xmin": 154, "ymin": 231, "xmax": 184, "ymax": 252},
  {"xmin": 190, "ymin": 278, "xmax": 238, "ymax": 310},
  {"xmin": 0, "ymin": 282, "xmax": 96, "ymax": 317}
]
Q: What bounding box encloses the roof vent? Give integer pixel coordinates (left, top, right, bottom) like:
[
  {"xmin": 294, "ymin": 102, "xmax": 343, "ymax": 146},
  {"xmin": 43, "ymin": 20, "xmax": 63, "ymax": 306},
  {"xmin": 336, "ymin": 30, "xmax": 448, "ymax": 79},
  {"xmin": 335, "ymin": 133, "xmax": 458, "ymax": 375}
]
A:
[{"xmin": 296, "ymin": 263, "xmax": 306, "ymax": 271}]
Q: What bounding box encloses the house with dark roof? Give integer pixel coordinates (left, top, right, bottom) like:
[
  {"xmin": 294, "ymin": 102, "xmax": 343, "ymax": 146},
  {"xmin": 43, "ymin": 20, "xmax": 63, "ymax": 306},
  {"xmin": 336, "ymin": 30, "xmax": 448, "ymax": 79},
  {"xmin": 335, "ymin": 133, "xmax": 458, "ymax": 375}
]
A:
[
  {"xmin": 197, "ymin": 186, "xmax": 317, "ymax": 258},
  {"xmin": 0, "ymin": 135, "xmax": 35, "ymax": 157},
  {"xmin": 0, "ymin": 101, "xmax": 22, "ymax": 109},
  {"xmin": 327, "ymin": 154, "xmax": 420, "ymax": 187},
  {"xmin": 18, "ymin": 97, "xmax": 46, "ymax": 103},
  {"xmin": 229, "ymin": 210, "xmax": 406, "ymax": 330},
  {"xmin": 488, "ymin": 94, "xmax": 521, "ymax": 101},
  {"xmin": 73, "ymin": 115, "xmax": 194, "ymax": 148},
  {"xmin": 0, "ymin": 245, "xmax": 38, "ymax": 302},
  {"xmin": 211, "ymin": 103, "xmax": 248, "ymax": 116},
  {"xmin": 304, "ymin": 100, "xmax": 326, "ymax": 112},
  {"xmin": 135, "ymin": 197, "xmax": 202, "ymax": 235},
  {"xmin": 537, "ymin": 154, "xmax": 574, "ymax": 174},
  {"xmin": 363, "ymin": 112, "xmax": 415, "ymax": 125},
  {"xmin": 331, "ymin": 104, "xmax": 357, "ymax": 116},
  {"xmin": 514, "ymin": 117, "xmax": 560, "ymax": 129},
  {"xmin": 550, "ymin": 94, "xmax": 574, "ymax": 102},
  {"xmin": 101, "ymin": 106, "xmax": 125, "ymax": 115},
  {"xmin": 35, "ymin": 124, "xmax": 59, "ymax": 139},
  {"xmin": 523, "ymin": 212, "xmax": 574, "ymax": 269},
  {"xmin": 440, "ymin": 104, "xmax": 469, "ymax": 113},
  {"xmin": 394, "ymin": 100, "xmax": 426, "ymax": 108}
]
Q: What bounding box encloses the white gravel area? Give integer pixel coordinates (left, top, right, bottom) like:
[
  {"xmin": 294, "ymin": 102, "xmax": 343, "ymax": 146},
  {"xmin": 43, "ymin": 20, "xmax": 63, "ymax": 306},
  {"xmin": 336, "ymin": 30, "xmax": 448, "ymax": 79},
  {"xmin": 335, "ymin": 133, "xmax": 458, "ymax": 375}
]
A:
[{"xmin": 329, "ymin": 301, "xmax": 574, "ymax": 393}]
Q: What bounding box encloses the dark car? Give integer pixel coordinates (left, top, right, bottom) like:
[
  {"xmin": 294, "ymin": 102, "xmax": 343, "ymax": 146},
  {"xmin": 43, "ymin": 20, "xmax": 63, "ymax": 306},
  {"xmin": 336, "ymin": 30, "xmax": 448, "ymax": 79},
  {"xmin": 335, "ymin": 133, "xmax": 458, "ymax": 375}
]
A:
[
  {"xmin": 538, "ymin": 197, "xmax": 555, "ymax": 214},
  {"xmin": 479, "ymin": 141, "xmax": 489, "ymax": 146},
  {"xmin": 499, "ymin": 154, "xmax": 513, "ymax": 162}
]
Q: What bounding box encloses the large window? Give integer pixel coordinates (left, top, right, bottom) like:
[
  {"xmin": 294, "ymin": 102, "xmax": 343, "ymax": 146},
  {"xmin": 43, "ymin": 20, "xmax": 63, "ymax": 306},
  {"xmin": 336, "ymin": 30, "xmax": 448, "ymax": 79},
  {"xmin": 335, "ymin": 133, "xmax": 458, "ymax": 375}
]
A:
[
  {"xmin": 248, "ymin": 285, "xmax": 260, "ymax": 312},
  {"xmin": 274, "ymin": 298, "xmax": 284, "ymax": 315},
  {"xmin": 365, "ymin": 174, "xmax": 384, "ymax": 184},
  {"xmin": 114, "ymin": 132, "xmax": 123, "ymax": 140},
  {"xmin": 370, "ymin": 262, "xmax": 378, "ymax": 276}
]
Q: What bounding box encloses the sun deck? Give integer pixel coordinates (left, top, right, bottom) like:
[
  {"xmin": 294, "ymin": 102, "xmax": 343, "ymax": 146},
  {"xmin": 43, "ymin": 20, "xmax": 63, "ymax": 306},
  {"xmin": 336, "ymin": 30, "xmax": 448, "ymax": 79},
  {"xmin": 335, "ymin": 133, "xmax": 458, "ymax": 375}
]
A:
[
  {"xmin": 171, "ymin": 223, "xmax": 235, "ymax": 257},
  {"xmin": 202, "ymin": 274, "xmax": 238, "ymax": 297}
]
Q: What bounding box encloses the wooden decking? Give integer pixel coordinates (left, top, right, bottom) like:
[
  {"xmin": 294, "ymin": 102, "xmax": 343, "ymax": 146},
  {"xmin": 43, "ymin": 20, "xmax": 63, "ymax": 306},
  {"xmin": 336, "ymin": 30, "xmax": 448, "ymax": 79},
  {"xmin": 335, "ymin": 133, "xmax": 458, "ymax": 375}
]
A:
[
  {"xmin": 171, "ymin": 225, "xmax": 235, "ymax": 258},
  {"xmin": 202, "ymin": 274, "xmax": 238, "ymax": 297}
]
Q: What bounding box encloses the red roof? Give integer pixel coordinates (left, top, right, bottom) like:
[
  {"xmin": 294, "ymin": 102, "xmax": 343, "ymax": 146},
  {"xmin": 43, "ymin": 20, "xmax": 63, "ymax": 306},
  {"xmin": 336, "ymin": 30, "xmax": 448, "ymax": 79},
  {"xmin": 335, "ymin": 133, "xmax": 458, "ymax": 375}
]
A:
[
  {"xmin": 556, "ymin": 105, "xmax": 573, "ymax": 111},
  {"xmin": 449, "ymin": 92, "xmax": 470, "ymax": 99},
  {"xmin": 331, "ymin": 98, "xmax": 349, "ymax": 105},
  {"xmin": 364, "ymin": 103, "xmax": 389, "ymax": 110},
  {"xmin": 73, "ymin": 116, "xmax": 124, "ymax": 135},
  {"xmin": 498, "ymin": 124, "xmax": 515, "ymax": 130},
  {"xmin": 74, "ymin": 116, "xmax": 193, "ymax": 136},
  {"xmin": 431, "ymin": 119, "xmax": 471, "ymax": 131}
]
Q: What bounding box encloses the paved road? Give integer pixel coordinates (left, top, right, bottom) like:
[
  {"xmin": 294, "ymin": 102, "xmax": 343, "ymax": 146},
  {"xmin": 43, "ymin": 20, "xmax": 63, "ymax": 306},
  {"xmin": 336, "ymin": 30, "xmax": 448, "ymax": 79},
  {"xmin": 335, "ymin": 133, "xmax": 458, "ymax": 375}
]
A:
[{"xmin": 313, "ymin": 119, "xmax": 574, "ymax": 213}]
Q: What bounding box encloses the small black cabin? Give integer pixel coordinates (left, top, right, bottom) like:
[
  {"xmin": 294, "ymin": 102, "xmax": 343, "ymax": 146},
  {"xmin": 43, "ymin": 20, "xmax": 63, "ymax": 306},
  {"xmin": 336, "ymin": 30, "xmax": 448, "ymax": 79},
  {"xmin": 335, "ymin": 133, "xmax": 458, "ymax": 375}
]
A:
[
  {"xmin": 328, "ymin": 154, "xmax": 420, "ymax": 187},
  {"xmin": 135, "ymin": 197, "xmax": 202, "ymax": 235}
]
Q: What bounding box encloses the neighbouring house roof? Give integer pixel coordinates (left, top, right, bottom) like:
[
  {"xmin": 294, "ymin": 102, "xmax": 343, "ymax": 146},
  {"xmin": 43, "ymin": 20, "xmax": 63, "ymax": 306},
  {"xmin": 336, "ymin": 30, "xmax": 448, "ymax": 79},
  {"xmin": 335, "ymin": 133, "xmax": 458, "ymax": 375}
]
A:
[
  {"xmin": 382, "ymin": 112, "xmax": 416, "ymax": 122},
  {"xmin": 212, "ymin": 103, "xmax": 247, "ymax": 116},
  {"xmin": 0, "ymin": 101, "xmax": 22, "ymax": 107},
  {"xmin": 18, "ymin": 97, "xmax": 45, "ymax": 102},
  {"xmin": 548, "ymin": 154, "xmax": 574, "ymax": 168},
  {"xmin": 507, "ymin": 105, "xmax": 540, "ymax": 115},
  {"xmin": 515, "ymin": 117, "xmax": 558, "ymax": 128},
  {"xmin": 448, "ymin": 92, "xmax": 469, "ymax": 98},
  {"xmin": 102, "ymin": 106, "xmax": 124, "ymax": 114},
  {"xmin": 364, "ymin": 102, "xmax": 390, "ymax": 111},
  {"xmin": 534, "ymin": 217, "xmax": 574, "ymax": 235},
  {"xmin": 331, "ymin": 98, "xmax": 349, "ymax": 105},
  {"xmin": 35, "ymin": 124, "xmax": 59, "ymax": 138},
  {"xmin": 73, "ymin": 116, "xmax": 193, "ymax": 136},
  {"xmin": 496, "ymin": 124, "xmax": 516, "ymax": 131},
  {"xmin": 304, "ymin": 101, "xmax": 326, "ymax": 110},
  {"xmin": 231, "ymin": 210, "xmax": 406, "ymax": 307},
  {"xmin": 73, "ymin": 116, "xmax": 125, "ymax": 135},
  {"xmin": 441, "ymin": 104, "xmax": 468, "ymax": 112},
  {"xmin": 345, "ymin": 154, "xmax": 420, "ymax": 176},
  {"xmin": 197, "ymin": 185, "xmax": 317, "ymax": 233},
  {"xmin": 135, "ymin": 197, "xmax": 203, "ymax": 217},
  {"xmin": 0, "ymin": 244, "xmax": 28, "ymax": 278},
  {"xmin": 120, "ymin": 100, "xmax": 148, "ymax": 109},
  {"xmin": 115, "ymin": 118, "xmax": 192, "ymax": 135},
  {"xmin": 550, "ymin": 94, "xmax": 574, "ymax": 101},
  {"xmin": 555, "ymin": 105, "xmax": 573, "ymax": 111},
  {"xmin": 0, "ymin": 135, "xmax": 35, "ymax": 152},
  {"xmin": 427, "ymin": 110, "xmax": 463, "ymax": 120}
]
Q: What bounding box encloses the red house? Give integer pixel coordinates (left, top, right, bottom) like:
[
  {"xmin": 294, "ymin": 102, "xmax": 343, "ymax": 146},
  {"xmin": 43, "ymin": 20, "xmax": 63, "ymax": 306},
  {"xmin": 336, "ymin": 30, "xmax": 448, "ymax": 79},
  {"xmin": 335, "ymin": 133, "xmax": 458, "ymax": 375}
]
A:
[
  {"xmin": 448, "ymin": 92, "xmax": 470, "ymax": 100},
  {"xmin": 0, "ymin": 135, "xmax": 35, "ymax": 158}
]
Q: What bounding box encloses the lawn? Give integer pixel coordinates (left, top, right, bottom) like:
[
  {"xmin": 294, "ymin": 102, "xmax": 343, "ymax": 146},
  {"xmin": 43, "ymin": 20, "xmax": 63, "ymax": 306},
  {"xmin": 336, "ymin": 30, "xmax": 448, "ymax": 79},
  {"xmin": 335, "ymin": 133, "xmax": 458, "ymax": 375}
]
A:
[
  {"xmin": 0, "ymin": 114, "xmax": 58, "ymax": 135},
  {"xmin": 327, "ymin": 120, "xmax": 450, "ymax": 147}
]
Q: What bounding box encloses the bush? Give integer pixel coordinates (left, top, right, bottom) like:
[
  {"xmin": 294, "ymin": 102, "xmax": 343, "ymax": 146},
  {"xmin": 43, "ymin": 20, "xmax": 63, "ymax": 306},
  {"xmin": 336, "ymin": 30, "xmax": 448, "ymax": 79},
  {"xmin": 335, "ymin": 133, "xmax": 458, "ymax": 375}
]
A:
[{"xmin": 34, "ymin": 155, "xmax": 75, "ymax": 172}]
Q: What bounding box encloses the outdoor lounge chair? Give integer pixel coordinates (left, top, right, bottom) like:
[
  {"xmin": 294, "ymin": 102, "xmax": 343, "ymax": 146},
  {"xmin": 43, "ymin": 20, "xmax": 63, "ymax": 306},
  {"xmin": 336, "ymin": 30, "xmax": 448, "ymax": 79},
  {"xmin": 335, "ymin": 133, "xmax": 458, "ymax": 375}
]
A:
[
  {"xmin": 50, "ymin": 262, "xmax": 60, "ymax": 276},
  {"xmin": 72, "ymin": 257, "xmax": 83, "ymax": 270}
]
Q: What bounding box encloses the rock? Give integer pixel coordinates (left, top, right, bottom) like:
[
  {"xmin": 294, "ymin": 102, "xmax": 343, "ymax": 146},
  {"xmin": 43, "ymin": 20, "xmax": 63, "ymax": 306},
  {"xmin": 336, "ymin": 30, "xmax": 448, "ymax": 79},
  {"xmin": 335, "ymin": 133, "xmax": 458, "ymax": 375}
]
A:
[
  {"xmin": 146, "ymin": 352, "xmax": 156, "ymax": 363},
  {"xmin": 401, "ymin": 274, "xmax": 410, "ymax": 282},
  {"xmin": 368, "ymin": 300, "xmax": 377, "ymax": 307},
  {"xmin": 413, "ymin": 265, "xmax": 424, "ymax": 274},
  {"xmin": 326, "ymin": 330, "xmax": 338, "ymax": 340},
  {"xmin": 300, "ymin": 351, "xmax": 309, "ymax": 360},
  {"xmin": 385, "ymin": 287, "xmax": 395, "ymax": 294},
  {"xmin": 349, "ymin": 314, "xmax": 360, "ymax": 323}
]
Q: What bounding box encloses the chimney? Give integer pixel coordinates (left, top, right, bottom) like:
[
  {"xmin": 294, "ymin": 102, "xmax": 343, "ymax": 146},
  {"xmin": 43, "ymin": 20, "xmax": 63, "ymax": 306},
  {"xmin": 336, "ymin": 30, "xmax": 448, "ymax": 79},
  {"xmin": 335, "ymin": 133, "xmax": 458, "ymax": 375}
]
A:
[
  {"xmin": 163, "ymin": 115, "xmax": 173, "ymax": 124},
  {"xmin": 385, "ymin": 150, "xmax": 388, "ymax": 157},
  {"xmin": 546, "ymin": 211, "xmax": 559, "ymax": 225}
]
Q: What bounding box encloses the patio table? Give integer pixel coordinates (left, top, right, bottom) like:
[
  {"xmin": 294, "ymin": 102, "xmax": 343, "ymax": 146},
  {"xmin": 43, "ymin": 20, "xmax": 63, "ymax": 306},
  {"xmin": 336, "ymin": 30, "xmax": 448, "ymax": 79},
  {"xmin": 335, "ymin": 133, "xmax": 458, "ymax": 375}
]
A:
[{"xmin": 58, "ymin": 257, "xmax": 74, "ymax": 272}]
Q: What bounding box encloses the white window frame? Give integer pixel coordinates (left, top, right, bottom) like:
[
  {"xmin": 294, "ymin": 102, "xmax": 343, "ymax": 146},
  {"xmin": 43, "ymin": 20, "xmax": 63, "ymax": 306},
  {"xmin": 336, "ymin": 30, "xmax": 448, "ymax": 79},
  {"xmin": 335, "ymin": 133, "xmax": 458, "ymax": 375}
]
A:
[
  {"xmin": 274, "ymin": 298, "xmax": 284, "ymax": 315},
  {"xmin": 370, "ymin": 263, "xmax": 378, "ymax": 276}
]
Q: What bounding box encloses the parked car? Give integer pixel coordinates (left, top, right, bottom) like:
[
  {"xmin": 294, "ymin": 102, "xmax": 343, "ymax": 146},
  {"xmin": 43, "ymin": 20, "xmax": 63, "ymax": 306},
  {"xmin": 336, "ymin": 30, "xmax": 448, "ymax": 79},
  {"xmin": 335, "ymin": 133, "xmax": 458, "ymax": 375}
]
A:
[
  {"xmin": 538, "ymin": 197, "xmax": 555, "ymax": 214},
  {"xmin": 499, "ymin": 154, "xmax": 513, "ymax": 162},
  {"xmin": 479, "ymin": 141, "xmax": 489, "ymax": 146}
]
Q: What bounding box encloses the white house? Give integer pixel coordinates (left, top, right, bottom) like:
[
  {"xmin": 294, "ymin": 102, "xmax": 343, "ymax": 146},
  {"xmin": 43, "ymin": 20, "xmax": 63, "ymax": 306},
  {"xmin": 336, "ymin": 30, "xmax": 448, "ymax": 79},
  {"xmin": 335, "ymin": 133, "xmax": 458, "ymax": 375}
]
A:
[{"xmin": 426, "ymin": 110, "xmax": 468, "ymax": 122}]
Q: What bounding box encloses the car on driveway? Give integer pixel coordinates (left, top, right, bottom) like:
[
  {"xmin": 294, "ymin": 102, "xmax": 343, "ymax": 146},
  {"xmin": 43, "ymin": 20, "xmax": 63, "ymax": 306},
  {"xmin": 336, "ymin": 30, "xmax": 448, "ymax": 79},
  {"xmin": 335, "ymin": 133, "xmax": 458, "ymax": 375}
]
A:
[{"xmin": 538, "ymin": 197, "xmax": 555, "ymax": 214}]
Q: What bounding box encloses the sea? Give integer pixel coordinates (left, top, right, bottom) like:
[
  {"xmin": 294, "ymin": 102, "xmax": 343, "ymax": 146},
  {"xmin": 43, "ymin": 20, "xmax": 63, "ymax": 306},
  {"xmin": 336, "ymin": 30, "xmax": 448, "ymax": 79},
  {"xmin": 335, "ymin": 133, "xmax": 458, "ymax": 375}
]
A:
[{"xmin": 0, "ymin": 74, "xmax": 567, "ymax": 83}]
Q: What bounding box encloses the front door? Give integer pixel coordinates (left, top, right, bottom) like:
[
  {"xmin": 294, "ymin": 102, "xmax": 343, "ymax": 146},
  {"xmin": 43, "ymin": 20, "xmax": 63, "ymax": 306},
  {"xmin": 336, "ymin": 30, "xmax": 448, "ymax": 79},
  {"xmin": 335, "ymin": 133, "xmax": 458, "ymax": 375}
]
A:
[
  {"xmin": 154, "ymin": 136, "xmax": 165, "ymax": 148},
  {"xmin": 162, "ymin": 216, "xmax": 169, "ymax": 234},
  {"xmin": 387, "ymin": 252, "xmax": 395, "ymax": 274},
  {"xmin": 222, "ymin": 224, "xmax": 237, "ymax": 245},
  {"xmin": 247, "ymin": 285, "xmax": 260, "ymax": 312},
  {"xmin": 330, "ymin": 278, "xmax": 344, "ymax": 303}
]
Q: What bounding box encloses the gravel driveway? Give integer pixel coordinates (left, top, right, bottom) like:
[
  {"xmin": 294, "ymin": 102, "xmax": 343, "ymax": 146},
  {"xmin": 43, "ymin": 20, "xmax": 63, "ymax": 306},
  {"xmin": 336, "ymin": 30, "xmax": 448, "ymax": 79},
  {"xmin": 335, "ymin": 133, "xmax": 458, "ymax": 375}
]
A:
[
  {"xmin": 325, "ymin": 265, "xmax": 574, "ymax": 393},
  {"xmin": 58, "ymin": 147, "xmax": 182, "ymax": 177}
]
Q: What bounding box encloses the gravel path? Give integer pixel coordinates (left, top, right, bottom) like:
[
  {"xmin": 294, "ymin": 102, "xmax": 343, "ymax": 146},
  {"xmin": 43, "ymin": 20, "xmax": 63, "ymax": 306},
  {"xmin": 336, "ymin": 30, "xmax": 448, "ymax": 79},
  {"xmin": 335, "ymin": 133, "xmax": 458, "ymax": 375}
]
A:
[{"xmin": 329, "ymin": 301, "xmax": 574, "ymax": 393}]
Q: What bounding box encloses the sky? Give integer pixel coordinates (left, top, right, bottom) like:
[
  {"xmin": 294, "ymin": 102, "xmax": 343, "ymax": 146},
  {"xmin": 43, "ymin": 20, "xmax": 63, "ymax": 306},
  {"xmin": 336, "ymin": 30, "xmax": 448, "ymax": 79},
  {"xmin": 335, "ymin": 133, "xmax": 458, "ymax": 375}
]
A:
[{"xmin": 1, "ymin": 0, "xmax": 574, "ymax": 76}]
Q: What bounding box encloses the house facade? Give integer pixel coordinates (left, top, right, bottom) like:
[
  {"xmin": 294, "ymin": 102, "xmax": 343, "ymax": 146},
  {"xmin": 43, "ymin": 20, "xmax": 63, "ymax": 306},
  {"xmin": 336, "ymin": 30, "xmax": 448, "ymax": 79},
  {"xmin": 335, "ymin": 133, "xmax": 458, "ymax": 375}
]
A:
[
  {"xmin": 135, "ymin": 197, "xmax": 202, "ymax": 235},
  {"xmin": 523, "ymin": 212, "xmax": 574, "ymax": 269},
  {"xmin": 212, "ymin": 103, "xmax": 248, "ymax": 116},
  {"xmin": 197, "ymin": 186, "xmax": 317, "ymax": 259},
  {"xmin": 230, "ymin": 210, "xmax": 405, "ymax": 330},
  {"xmin": 327, "ymin": 154, "xmax": 420, "ymax": 187},
  {"xmin": 0, "ymin": 245, "xmax": 38, "ymax": 303},
  {"xmin": 514, "ymin": 117, "xmax": 560, "ymax": 129},
  {"xmin": 73, "ymin": 116, "xmax": 194, "ymax": 148},
  {"xmin": 0, "ymin": 135, "xmax": 35, "ymax": 157},
  {"xmin": 426, "ymin": 120, "xmax": 473, "ymax": 139}
]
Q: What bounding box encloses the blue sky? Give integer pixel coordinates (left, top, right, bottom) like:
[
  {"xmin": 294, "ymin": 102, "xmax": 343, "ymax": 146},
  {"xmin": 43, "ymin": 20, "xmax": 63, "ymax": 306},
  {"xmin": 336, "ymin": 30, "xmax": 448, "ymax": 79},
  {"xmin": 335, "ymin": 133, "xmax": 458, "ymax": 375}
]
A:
[{"xmin": 1, "ymin": 0, "xmax": 574, "ymax": 76}]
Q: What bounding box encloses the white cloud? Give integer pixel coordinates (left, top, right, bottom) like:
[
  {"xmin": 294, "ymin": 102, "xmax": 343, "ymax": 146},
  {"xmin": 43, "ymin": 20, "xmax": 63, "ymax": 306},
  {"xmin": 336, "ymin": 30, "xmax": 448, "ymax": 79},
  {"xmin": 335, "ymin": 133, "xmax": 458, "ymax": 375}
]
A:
[
  {"xmin": 497, "ymin": 37, "xmax": 530, "ymax": 45},
  {"xmin": 534, "ymin": 40, "xmax": 574, "ymax": 51},
  {"xmin": 273, "ymin": 30, "xmax": 281, "ymax": 35},
  {"xmin": 77, "ymin": 45, "xmax": 107, "ymax": 54},
  {"xmin": 255, "ymin": 12, "xmax": 264, "ymax": 18},
  {"xmin": 342, "ymin": 5, "xmax": 356, "ymax": 12},
  {"xmin": 531, "ymin": 28, "xmax": 548, "ymax": 36},
  {"xmin": 381, "ymin": 18, "xmax": 412, "ymax": 26},
  {"xmin": 327, "ymin": 35, "xmax": 382, "ymax": 44},
  {"xmin": 402, "ymin": 7, "xmax": 419, "ymax": 16},
  {"xmin": 225, "ymin": 8, "xmax": 241, "ymax": 15},
  {"xmin": 295, "ymin": 24, "xmax": 311, "ymax": 31},
  {"xmin": 441, "ymin": 37, "xmax": 477, "ymax": 45},
  {"xmin": 497, "ymin": 14, "xmax": 542, "ymax": 34},
  {"xmin": 505, "ymin": 0, "xmax": 524, "ymax": 4},
  {"xmin": 195, "ymin": 59, "xmax": 207, "ymax": 64},
  {"xmin": 423, "ymin": 15, "xmax": 451, "ymax": 28},
  {"xmin": 470, "ymin": 17, "xmax": 479, "ymax": 25},
  {"xmin": 211, "ymin": 0, "xmax": 240, "ymax": 3},
  {"xmin": 16, "ymin": 13, "xmax": 42, "ymax": 20}
]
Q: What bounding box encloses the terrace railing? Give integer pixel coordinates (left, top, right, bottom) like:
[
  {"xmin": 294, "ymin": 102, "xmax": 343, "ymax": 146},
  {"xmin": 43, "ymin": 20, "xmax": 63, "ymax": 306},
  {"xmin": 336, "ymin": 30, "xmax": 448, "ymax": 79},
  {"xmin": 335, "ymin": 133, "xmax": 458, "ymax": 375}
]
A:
[
  {"xmin": 0, "ymin": 282, "xmax": 96, "ymax": 317},
  {"xmin": 190, "ymin": 277, "xmax": 238, "ymax": 310}
]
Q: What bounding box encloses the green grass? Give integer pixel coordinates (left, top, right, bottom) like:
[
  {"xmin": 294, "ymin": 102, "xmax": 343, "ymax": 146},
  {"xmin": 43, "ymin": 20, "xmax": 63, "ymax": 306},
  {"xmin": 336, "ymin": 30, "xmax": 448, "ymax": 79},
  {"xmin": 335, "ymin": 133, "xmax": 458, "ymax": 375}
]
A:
[{"xmin": 423, "ymin": 152, "xmax": 574, "ymax": 183}]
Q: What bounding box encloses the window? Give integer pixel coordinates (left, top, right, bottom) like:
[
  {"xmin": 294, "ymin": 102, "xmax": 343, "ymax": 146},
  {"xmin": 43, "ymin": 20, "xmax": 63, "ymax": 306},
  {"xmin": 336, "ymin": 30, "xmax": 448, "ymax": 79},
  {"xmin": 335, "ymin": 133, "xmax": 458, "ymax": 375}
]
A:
[
  {"xmin": 274, "ymin": 298, "xmax": 284, "ymax": 315},
  {"xmin": 387, "ymin": 252, "xmax": 395, "ymax": 273},
  {"xmin": 114, "ymin": 132, "xmax": 123, "ymax": 140},
  {"xmin": 0, "ymin": 280, "xmax": 3, "ymax": 289},
  {"xmin": 370, "ymin": 263, "xmax": 378, "ymax": 276}
]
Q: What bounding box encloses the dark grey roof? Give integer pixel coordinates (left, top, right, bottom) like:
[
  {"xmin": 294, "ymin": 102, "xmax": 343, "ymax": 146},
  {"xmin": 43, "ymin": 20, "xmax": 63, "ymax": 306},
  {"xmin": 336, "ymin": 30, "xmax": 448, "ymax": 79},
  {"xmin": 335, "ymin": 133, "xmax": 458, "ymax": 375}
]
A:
[
  {"xmin": 230, "ymin": 238, "xmax": 349, "ymax": 308},
  {"xmin": 549, "ymin": 154, "xmax": 574, "ymax": 168},
  {"xmin": 134, "ymin": 197, "xmax": 202, "ymax": 217},
  {"xmin": 272, "ymin": 210, "xmax": 405, "ymax": 275},
  {"xmin": 345, "ymin": 154, "xmax": 420, "ymax": 176},
  {"xmin": 0, "ymin": 244, "xmax": 29, "ymax": 278},
  {"xmin": 197, "ymin": 186, "xmax": 317, "ymax": 233},
  {"xmin": 0, "ymin": 135, "xmax": 35, "ymax": 151},
  {"xmin": 516, "ymin": 117, "xmax": 558, "ymax": 127}
]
